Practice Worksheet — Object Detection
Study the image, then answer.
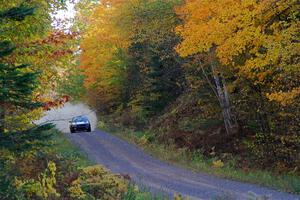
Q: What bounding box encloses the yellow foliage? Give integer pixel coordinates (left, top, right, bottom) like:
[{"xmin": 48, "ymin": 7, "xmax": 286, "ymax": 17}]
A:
[
  {"xmin": 68, "ymin": 179, "xmax": 87, "ymax": 199},
  {"xmin": 80, "ymin": 0, "xmax": 130, "ymax": 88},
  {"xmin": 69, "ymin": 165, "xmax": 128, "ymax": 200},
  {"xmin": 79, "ymin": 1, "xmax": 131, "ymax": 108},
  {"xmin": 212, "ymin": 159, "xmax": 224, "ymax": 168},
  {"xmin": 133, "ymin": 185, "xmax": 139, "ymax": 192},
  {"xmin": 176, "ymin": 0, "xmax": 300, "ymax": 105},
  {"xmin": 15, "ymin": 161, "xmax": 60, "ymax": 199},
  {"xmin": 174, "ymin": 193, "xmax": 189, "ymax": 200},
  {"xmin": 138, "ymin": 135, "xmax": 149, "ymax": 146},
  {"xmin": 266, "ymin": 88, "xmax": 300, "ymax": 106},
  {"xmin": 5, "ymin": 107, "xmax": 44, "ymax": 132}
]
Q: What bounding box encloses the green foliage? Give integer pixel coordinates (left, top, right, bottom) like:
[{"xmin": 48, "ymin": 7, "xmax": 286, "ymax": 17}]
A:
[
  {"xmin": 0, "ymin": 149, "xmax": 24, "ymax": 200},
  {"xmin": 124, "ymin": 0, "xmax": 185, "ymax": 120},
  {"xmin": 0, "ymin": 53, "xmax": 41, "ymax": 108},
  {"xmin": 123, "ymin": 184, "xmax": 165, "ymax": 200},
  {"xmin": 127, "ymin": 35, "xmax": 184, "ymax": 120},
  {"xmin": 0, "ymin": 123, "xmax": 54, "ymax": 152},
  {"xmin": 0, "ymin": 5, "xmax": 35, "ymax": 21},
  {"xmin": 58, "ymin": 67, "xmax": 86, "ymax": 102},
  {"xmin": 0, "ymin": 0, "xmax": 65, "ymax": 42},
  {"xmin": 0, "ymin": 0, "xmax": 78, "ymax": 132},
  {"xmin": 0, "ymin": 3, "xmax": 41, "ymax": 133}
]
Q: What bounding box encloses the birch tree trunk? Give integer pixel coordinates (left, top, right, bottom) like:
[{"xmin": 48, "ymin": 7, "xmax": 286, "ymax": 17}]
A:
[{"xmin": 210, "ymin": 57, "xmax": 234, "ymax": 134}]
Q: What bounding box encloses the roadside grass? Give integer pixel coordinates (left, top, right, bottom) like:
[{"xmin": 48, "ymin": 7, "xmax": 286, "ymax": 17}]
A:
[
  {"xmin": 124, "ymin": 185, "xmax": 168, "ymax": 200},
  {"xmin": 49, "ymin": 130, "xmax": 94, "ymax": 167},
  {"xmin": 98, "ymin": 122, "xmax": 300, "ymax": 195}
]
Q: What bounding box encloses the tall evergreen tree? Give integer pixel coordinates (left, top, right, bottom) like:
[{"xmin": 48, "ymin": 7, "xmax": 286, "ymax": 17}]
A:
[{"xmin": 0, "ymin": 5, "xmax": 39, "ymax": 133}]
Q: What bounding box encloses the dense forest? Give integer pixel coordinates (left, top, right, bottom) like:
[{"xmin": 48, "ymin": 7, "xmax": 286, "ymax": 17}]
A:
[
  {"xmin": 0, "ymin": 1, "xmax": 132, "ymax": 199},
  {"xmin": 80, "ymin": 0, "xmax": 300, "ymax": 175},
  {"xmin": 0, "ymin": 0, "xmax": 299, "ymax": 199}
]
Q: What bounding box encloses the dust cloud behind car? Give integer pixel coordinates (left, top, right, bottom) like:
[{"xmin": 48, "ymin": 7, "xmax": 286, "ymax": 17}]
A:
[{"xmin": 36, "ymin": 102, "xmax": 97, "ymax": 133}]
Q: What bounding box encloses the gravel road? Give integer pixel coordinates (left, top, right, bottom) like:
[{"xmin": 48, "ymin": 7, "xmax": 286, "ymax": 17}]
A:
[{"xmin": 67, "ymin": 130, "xmax": 300, "ymax": 200}]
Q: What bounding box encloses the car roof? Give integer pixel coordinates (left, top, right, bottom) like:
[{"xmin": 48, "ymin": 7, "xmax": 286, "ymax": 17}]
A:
[{"xmin": 72, "ymin": 116, "xmax": 89, "ymax": 121}]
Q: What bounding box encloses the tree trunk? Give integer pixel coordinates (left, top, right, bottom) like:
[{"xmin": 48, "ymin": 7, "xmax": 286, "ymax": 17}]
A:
[
  {"xmin": 222, "ymin": 76, "xmax": 238, "ymax": 125},
  {"xmin": 210, "ymin": 56, "xmax": 234, "ymax": 134}
]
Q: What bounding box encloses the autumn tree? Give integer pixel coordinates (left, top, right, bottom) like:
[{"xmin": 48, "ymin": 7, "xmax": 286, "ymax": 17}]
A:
[
  {"xmin": 79, "ymin": 0, "xmax": 128, "ymax": 112},
  {"xmin": 175, "ymin": 0, "xmax": 300, "ymax": 168},
  {"xmin": 80, "ymin": 0, "xmax": 185, "ymax": 124},
  {"xmin": 0, "ymin": 0, "xmax": 77, "ymax": 130},
  {"xmin": 175, "ymin": 0, "xmax": 300, "ymax": 133},
  {"xmin": 77, "ymin": 0, "xmax": 300, "ymax": 171},
  {"xmin": 0, "ymin": 0, "xmax": 77, "ymax": 131}
]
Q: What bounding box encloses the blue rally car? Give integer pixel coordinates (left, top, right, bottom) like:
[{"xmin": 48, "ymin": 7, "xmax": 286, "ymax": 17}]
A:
[{"xmin": 69, "ymin": 116, "xmax": 91, "ymax": 133}]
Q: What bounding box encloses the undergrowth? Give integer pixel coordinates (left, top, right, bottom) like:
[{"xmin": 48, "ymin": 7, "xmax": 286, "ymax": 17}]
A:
[{"xmin": 0, "ymin": 128, "xmax": 165, "ymax": 200}]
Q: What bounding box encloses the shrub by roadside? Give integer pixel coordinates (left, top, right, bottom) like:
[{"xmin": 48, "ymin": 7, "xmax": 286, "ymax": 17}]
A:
[{"xmin": 0, "ymin": 129, "xmax": 130, "ymax": 200}]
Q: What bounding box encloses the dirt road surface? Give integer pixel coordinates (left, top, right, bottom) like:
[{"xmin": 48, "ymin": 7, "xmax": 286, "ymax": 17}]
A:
[{"xmin": 67, "ymin": 130, "xmax": 300, "ymax": 200}]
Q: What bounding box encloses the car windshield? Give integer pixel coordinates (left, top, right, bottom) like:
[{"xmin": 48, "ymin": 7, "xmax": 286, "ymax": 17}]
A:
[{"xmin": 73, "ymin": 116, "xmax": 89, "ymax": 123}]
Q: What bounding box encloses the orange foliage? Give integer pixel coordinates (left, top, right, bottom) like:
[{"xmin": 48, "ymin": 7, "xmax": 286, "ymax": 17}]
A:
[
  {"xmin": 43, "ymin": 95, "xmax": 70, "ymax": 111},
  {"xmin": 79, "ymin": 0, "xmax": 134, "ymax": 110}
]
